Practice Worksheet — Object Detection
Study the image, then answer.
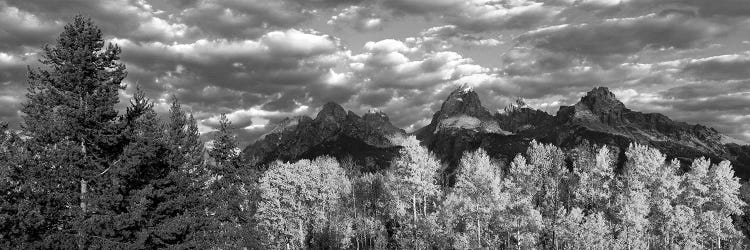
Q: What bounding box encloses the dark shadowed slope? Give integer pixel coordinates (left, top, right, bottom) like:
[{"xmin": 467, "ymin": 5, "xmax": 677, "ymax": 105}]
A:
[{"xmin": 242, "ymin": 102, "xmax": 404, "ymax": 170}]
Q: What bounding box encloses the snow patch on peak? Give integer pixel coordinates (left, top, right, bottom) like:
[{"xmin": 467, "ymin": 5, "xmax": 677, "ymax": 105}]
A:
[
  {"xmin": 499, "ymin": 98, "xmax": 531, "ymax": 114},
  {"xmin": 459, "ymin": 84, "xmax": 474, "ymax": 93}
]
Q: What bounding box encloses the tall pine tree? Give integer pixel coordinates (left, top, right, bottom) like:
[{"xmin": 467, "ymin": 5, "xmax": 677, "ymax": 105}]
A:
[{"xmin": 19, "ymin": 15, "xmax": 126, "ymax": 248}]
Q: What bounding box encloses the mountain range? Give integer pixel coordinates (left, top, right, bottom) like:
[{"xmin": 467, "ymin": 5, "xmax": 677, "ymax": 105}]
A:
[{"xmin": 242, "ymin": 86, "xmax": 750, "ymax": 179}]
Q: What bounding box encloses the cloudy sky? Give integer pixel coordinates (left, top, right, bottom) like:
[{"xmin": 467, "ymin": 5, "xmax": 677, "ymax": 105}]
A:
[{"xmin": 1, "ymin": 0, "xmax": 750, "ymax": 146}]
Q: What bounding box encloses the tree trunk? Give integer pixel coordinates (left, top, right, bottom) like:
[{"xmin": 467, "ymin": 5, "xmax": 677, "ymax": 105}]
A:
[
  {"xmin": 80, "ymin": 179, "xmax": 88, "ymax": 213},
  {"xmin": 78, "ymin": 178, "xmax": 87, "ymax": 250},
  {"xmin": 477, "ymin": 218, "xmax": 481, "ymax": 247},
  {"xmin": 412, "ymin": 194, "xmax": 417, "ymax": 222}
]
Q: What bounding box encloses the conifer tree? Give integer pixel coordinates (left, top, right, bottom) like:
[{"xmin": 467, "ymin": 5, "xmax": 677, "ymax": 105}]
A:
[
  {"xmin": 209, "ymin": 114, "xmax": 238, "ymax": 171},
  {"xmin": 77, "ymin": 88, "xmax": 210, "ymax": 248},
  {"xmin": 166, "ymin": 96, "xmax": 188, "ymax": 167},
  {"xmin": 205, "ymin": 113, "xmax": 253, "ymax": 248},
  {"xmin": 18, "ymin": 15, "xmax": 126, "ymax": 248},
  {"xmin": 0, "ymin": 122, "xmax": 32, "ymax": 248}
]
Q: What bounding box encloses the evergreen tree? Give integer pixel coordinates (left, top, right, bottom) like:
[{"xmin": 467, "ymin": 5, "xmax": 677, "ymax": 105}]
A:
[
  {"xmin": 166, "ymin": 96, "xmax": 188, "ymax": 168},
  {"xmin": 18, "ymin": 15, "xmax": 126, "ymax": 248},
  {"xmin": 81, "ymin": 88, "xmax": 210, "ymax": 248},
  {"xmin": 205, "ymin": 113, "xmax": 253, "ymax": 248},
  {"xmin": 208, "ymin": 114, "xmax": 238, "ymax": 171},
  {"xmin": 0, "ymin": 122, "xmax": 33, "ymax": 248}
]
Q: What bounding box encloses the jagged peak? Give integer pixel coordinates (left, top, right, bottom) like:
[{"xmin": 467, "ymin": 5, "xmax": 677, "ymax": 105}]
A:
[
  {"xmin": 458, "ymin": 83, "xmax": 474, "ymax": 93},
  {"xmin": 366, "ymin": 108, "xmax": 386, "ymax": 115},
  {"xmin": 578, "ymin": 87, "xmax": 626, "ymax": 113},
  {"xmin": 315, "ymin": 102, "xmax": 347, "ymax": 122},
  {"xmin": 435, "ymin": 84, "xmax": 492, "ymax": 120},
  {"xmin": 449, "ymin": 83, "xmax": 476, "ymax": 97},
  {"xmin": 364, "ymin": 109, "xmax": 389, "ymax": 120},
  {"xmin": 499, "ymin": 97, "xmax": 532, "ymax": 115}
]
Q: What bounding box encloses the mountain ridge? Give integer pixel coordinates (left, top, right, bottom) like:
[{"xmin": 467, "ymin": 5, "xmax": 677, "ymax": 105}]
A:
[
  {"xmin": 241, "ymin": 87, "xmax": 750, "ymax": 179},
  {"xmin": 242, "ymin": 102, "xmax": 404, "ymax": 171}
]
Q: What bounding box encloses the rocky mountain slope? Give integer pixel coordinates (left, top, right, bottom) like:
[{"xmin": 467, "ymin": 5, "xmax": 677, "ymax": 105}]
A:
[
  {"xmin": 241, "ymin": 86, "xmax": 750, "ymax": 179},
  {"xmin": 241, "ymin": 102, "xmax": 404, "ymax": 171},
  {"xmin": 419, "ymin": 86, "xmax": 750, "ymax": 180}
]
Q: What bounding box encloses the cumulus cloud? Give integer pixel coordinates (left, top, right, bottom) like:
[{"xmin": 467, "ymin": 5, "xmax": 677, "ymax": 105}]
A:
[
  {"xmin": 1, "ymin": 0, "xmax": 750, "ymax": 143},
  {"xmin": 114, "ymin": 28, "xmax": 350, "ymax": 111},
  {"xmin": 328, "ymin": 5, "xmax": 385, "ymax": 31},
  {"xmin": 4, "ymin": 0, "xmax": 194, "ymax": 43},
  {"xmin": 342, "ymin": 38, "xmax": 522, "ymax": 129}
]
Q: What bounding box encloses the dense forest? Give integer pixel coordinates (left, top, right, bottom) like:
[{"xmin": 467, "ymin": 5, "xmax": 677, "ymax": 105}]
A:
[{"xmin": 1, "ymin": 15, "xmax": 749, "ymax": 249}]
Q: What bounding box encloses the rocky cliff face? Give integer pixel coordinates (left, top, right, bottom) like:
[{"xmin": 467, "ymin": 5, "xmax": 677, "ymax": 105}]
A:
[
  {"xmin": 241, "ymin": 87, "xmax": 749, "ymax": 180},
  {"xmin": 242, "ymin": 102, "xmax": 404, "ymax": 171},
  {"xmin": 414, "ymin": 86, "xmax": 513, "ymax": 179},
  {"xmin": 554, "ymin": 87, "xmax": 728, "ymax": 161},
  {"xmin": 417, "ymin": 86, "xmax": 750, "ymax": 180}
]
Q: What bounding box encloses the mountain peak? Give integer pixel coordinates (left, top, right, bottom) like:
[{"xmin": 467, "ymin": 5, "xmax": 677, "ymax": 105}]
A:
[
  {"xmin": 499, "ymin": 98, "xmax": 531, "ymax": 114},
  {"xmin": 315, "ymin": 102, "xmax": 347, "ymax": 122},
  {"xmin": 439, "ymin": 85, "xmax": 490, "ymax": 119},
  {"xmin": 458, "ymin": 83, "xmax": 474, "ymax": 93},
  {"xmin": 579, "ymin": 87, "xmax": 626, "ymax": 114}
]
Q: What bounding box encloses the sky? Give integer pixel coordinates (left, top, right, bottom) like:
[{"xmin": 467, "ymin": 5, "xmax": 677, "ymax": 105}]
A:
[{"xmin": 1, "ymin": 0, "xmax": 750, "ymax": 146}]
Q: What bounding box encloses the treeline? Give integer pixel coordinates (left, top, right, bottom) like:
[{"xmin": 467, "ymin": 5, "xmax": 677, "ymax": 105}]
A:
[{"xmin": 1, "ymin": 15, "xmax": 749, "ymax": 249}]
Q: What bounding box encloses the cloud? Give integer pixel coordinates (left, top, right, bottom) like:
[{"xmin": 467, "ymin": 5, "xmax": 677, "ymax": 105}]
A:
[
  {"xmin": 354, "ymin": 0, "xmax": 562, "ymax": 33},
  {"xmin": 350, "ymin": 39, "xmax": 491, "ymax": 90},
  {"xmin": 109, "ymin": 28, "xmax": 356, "ymax": 138},
  {"xmin": 382, "ymin": 0, "xmax": 465, "ymax": 14},
  {"xmin": 0, "ymin": 2, "xmax": 62, "ymax": 52},
  {"xmin": 343, "ymin": 38, "xmax": 520, "ymax": 130},
  {"xmin": 327, "ymin": 5, "xmax": 385, "ymax": 31},
  {"xmin": 519, "ymin": 13, "xmax": 728, "ymax": 64},
  {"xmin": 4, "ymin": 0, "xmax": 193, "ymax": 43},
  {"xmin": 2, "ymin": 0, "xmax": 750, "ymax": 144},
  {"xmin": 681, "ymin": 53, "xmax": 750, "ymax": 81},
  {"xmin": 446, "ymin": 1, "xmax": 561, "ymax": 32},
  {"xmin": 625, "ymin": 0, "xmax": 750, "ymax": 18},
  {"xmin": 410, "ymin": 25, "xmax": 502, "ymax": 51}
]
